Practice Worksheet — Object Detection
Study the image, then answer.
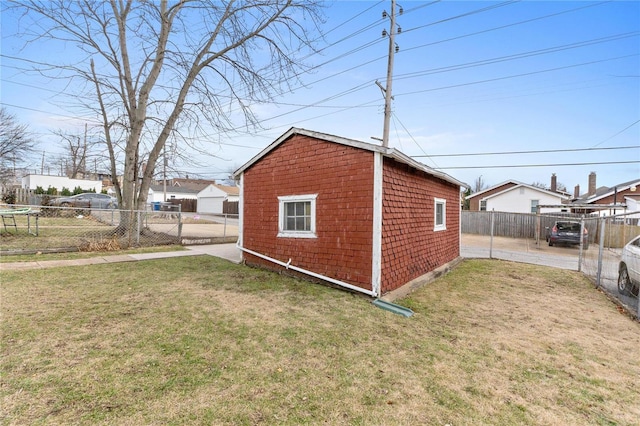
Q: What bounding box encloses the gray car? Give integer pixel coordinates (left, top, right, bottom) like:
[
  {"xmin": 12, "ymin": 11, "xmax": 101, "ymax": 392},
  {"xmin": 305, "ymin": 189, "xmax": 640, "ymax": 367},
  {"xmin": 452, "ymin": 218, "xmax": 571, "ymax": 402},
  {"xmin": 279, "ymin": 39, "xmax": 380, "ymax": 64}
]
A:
[
  {"xmin": 546, "ymin": 221, "xmax": 589, "ymax": 249},
  {"xmin": 50, "ymin": 193, "xmax": 118, "ymax": 209}
]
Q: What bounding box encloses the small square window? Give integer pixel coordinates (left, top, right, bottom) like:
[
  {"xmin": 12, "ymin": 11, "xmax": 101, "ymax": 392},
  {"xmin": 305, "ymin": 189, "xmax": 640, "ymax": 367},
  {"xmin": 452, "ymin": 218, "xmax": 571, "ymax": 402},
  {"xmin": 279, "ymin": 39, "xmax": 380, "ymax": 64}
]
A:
[
  {"xmin": 434, "ymin": 198, "xmax": 446, "ymax": 231},
  {"xmin": 530, "ymin": 199, "xmax": 539, "ymax": 213},
  {"xmin": 480, "ymin": 200, "xmax": 487, "ymax": 211},
  {"xmin": 278, "ymin": 194, "xmax": 317, "ymax": 238}
]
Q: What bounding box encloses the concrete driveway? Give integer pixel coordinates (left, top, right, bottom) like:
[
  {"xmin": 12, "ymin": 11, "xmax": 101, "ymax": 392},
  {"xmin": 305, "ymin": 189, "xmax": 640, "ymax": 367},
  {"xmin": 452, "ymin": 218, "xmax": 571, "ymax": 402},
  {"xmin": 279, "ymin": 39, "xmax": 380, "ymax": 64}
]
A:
[{"xmin": 461, "ymin": 234, "xmax": 580, "ymax": 270}]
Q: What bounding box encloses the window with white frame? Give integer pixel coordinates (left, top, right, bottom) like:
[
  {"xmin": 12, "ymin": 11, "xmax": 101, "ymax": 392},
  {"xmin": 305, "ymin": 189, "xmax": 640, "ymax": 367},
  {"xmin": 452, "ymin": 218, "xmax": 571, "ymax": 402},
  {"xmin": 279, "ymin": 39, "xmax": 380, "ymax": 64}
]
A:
[
  {"xmin": 530, "ymin": 199, "xmax": 539, "ymax": 213},
  {"xmin": 480, "ymin": 200, "xmax": 487, "ymax": 211},
  {"xmin": 434, "ymin": 198, "xmax": 446, "ymax": 231},
  {"xmin": 278, "ymin": 194, "xmax": 317, "ymax": 238}
]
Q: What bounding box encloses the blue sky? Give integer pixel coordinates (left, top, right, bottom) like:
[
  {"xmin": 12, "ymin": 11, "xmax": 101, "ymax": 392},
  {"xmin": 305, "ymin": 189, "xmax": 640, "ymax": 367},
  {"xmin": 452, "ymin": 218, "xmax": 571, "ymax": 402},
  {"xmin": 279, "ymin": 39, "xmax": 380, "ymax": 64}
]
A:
[{"xmin": 1, "ymin": 0, "xmax": 639, "ymax": 193}]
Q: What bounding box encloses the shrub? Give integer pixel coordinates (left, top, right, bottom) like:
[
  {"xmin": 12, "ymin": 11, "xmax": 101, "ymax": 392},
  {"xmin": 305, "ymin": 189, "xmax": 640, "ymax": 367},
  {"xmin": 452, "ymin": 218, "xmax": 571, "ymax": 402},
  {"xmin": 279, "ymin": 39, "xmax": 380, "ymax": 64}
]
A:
[{"xmin": 2, "ymin": 189, "xmax": 16, "ymax": 205}]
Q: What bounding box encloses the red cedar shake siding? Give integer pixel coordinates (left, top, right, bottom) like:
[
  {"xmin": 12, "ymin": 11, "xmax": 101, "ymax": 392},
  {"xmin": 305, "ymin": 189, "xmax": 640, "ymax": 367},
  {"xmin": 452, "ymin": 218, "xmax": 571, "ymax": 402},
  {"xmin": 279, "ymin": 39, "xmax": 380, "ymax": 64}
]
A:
[
  {"xmin": 468, "ymin": 182, "xmax": 518, "ymax": 211},
  {"xmin": 380, "ymin": 158, "xmax": 461, "ymax": 294},
  {"xmin": 242, "ymin": 134, "xmax": 375, "ymax": 290}
]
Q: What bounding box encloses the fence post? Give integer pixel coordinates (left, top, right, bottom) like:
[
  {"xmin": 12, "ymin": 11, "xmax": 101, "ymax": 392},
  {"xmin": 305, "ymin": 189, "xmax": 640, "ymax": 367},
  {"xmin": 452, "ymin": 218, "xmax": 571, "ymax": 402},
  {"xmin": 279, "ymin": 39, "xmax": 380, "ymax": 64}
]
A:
[
  {"xmin": 577, "ymin": 218, "xmax": 585, "ymax": 272},
  {"xmin": 489, "ymin": 209, "xmax": 495, "ymax": 259},
  {"xmin": 177, "ymin": 205, "xmax": 182, "ymax": 244},
  {"xmin": 136, "ymin": 210, "xmax": 141, "ymax": 245},
  {"xmin": 596, "ymin": 217, "xmax": 606, "ymax": 288},
  {"xmin": 535, "ymin": 205, "xmax": 540, "ymax": 246},
  {"xmin": 223, "ymin": 214, "xmax": 227, "ymax": 239}
]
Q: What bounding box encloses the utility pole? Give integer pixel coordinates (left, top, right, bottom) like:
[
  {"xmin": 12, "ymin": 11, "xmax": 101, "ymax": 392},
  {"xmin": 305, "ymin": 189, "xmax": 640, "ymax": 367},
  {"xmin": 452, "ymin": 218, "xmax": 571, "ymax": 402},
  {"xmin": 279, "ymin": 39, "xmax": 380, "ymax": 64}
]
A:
[{"xmin": 381, "ymin": 0, "xmax": 401, "ymax": 148}]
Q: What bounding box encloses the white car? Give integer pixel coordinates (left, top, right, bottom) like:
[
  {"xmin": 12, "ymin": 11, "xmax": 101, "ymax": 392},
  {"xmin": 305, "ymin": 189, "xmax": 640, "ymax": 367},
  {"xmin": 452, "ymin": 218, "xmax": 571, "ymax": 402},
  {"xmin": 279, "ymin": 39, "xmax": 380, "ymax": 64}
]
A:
[{"xmin": 618, "ymin": 235, "xmax": 640, "ymax": 297}]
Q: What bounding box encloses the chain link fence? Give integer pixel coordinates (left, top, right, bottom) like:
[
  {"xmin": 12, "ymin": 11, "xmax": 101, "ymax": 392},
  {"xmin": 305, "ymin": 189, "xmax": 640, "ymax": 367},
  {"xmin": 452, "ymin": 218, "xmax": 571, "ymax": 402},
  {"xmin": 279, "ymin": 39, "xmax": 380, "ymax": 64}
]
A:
[
  {"xmin": 1, "ymin": 204, "xmax": 183, "ymax": 254},
  {"xmin": 1, "ymin": 203, "xmax": 239, "ymax": 256},
  {"xmin": 462, "ymin": 210, "xmax": 640, "ymax": 319},
  {"xmin": 581, "ymin": 212, "xmax": 640, "ymax": 319}
]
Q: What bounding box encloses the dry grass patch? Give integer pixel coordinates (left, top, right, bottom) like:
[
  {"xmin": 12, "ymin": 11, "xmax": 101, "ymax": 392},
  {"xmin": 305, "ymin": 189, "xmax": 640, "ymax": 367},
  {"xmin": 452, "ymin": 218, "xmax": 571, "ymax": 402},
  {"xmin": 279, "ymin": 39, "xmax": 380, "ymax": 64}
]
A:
[{"xmin": 1, "ymin": 258, "xmax": 639, "ymax": 425}]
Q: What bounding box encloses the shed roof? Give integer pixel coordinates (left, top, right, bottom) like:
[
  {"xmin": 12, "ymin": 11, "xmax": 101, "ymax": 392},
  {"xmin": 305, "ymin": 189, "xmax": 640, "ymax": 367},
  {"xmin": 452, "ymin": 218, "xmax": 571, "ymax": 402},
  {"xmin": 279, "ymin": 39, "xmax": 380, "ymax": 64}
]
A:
[{"xmin": 233, "ymin": 127, "xmax": 468, "ymax": 189}]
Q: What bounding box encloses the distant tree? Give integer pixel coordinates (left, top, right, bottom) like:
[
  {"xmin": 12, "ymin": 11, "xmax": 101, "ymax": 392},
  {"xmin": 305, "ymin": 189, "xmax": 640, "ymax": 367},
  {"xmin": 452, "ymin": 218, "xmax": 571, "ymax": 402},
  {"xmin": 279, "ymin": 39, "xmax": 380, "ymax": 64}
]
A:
[
  {"xmin": 462, "ymin": 187, "xmax": 471, "ymax": 210},
  {"xmin": 52, "ymin": 125, "xmax": 98, "ymax": 179},
  {"xmin": 532, "ymin": 181, "xmax": 568, "ymax": 192},
  {"xmin": 11, "ymin": 0, "xmax": 324, "ymax": 233},
  {"xmin": 0, "ymin": 107, "xmax": 35, "ymax": 187},
  {"xmin": 473, "ymin": 175, "xmax": 489, "ymax": 193}
]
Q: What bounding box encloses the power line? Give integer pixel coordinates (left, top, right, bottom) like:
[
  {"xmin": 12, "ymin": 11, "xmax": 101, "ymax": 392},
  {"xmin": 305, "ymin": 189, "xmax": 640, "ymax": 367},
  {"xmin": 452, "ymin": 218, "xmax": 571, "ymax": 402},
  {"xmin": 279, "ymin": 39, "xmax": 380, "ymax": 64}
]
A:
[
  {"xmin": 394, "ymin": 32, "xmax": 639, "ymax": 83},
  {"xmin": 592, "ymin": 120, "xmax": 640, "ymax": 148},
  {"xmin": 434, "ymin": 160, "xmax": 639, "ymax": 170},
  {"xmin": 402, "ymin": 0, "xmax": 520, "ymax": 34},
  {"xmin": 390, "ymin": 112, "xmax": 440, "ymax": 168},
  {"xmin": 402, "ymin": 1, "xmax": 613, "ymax": 54},
  {"xmin": 395, "ymin": 53, "xmax": 638, "ymax": 98},
  {"xmin": 412, "ymin": 145, "xmax": 640, "ymax": 158}
]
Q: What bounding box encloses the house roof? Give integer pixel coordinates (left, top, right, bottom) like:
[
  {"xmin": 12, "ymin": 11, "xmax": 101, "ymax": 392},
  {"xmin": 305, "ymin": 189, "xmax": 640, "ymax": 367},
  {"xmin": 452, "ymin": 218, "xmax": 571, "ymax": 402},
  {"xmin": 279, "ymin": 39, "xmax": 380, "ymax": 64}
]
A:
[
  {"xmin": 465, "ymin": 180, "xmax": 519, "ymax": 200},
  {"xmin": 216, "ymin": 184, "xmax": 239, "ymax": 196},
  {"xmin": 572, "ymin": 178, "xmax": 640, "ymax": 204},
  {"xmin": 480, "ymin": 181, "xmax": 569, "ymax": 201},
  {"xmin": 466, "ymin": 180, "xmax": 568, "ymax": 201},
  {"xmin": 170, "ymin": 178, "xmax": 216, "ymax": 191},
  {"xmin": 232, "ymin": 127, "xmax": 469, "ymax": 189},
  {"xmin": 149, "ymin": 185, "xmax": 200, "ymax": 195},
  {"xmin": 197, "ymin": 183, "xmax": 239, "ymax": 196}
]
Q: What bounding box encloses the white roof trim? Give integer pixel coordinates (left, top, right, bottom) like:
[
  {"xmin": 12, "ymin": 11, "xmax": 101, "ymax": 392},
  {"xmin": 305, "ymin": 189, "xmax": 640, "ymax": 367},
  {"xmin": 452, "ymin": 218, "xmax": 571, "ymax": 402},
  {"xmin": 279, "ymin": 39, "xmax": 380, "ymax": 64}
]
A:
[
  {"xmin": 466, "ymin": 180, "xmax": 522, "ymax": 199},
  {"xmin": 481, "ymin": 183, "xmax": 569, "ymax": 201},
  {"xmin": 232, "ymin": 127, "xmax": 469, "ymax": 189},
  {"xmin": 582, "ymin": 180, "xmax": 640, "ymax": 204}
]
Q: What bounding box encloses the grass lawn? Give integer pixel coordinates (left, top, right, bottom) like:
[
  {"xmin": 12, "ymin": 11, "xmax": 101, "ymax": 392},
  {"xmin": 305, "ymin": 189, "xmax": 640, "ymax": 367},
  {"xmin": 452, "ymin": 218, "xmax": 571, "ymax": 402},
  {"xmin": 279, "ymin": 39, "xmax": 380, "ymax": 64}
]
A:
[{"xmin": 1, "ymin": 257, "xmax": 639, "ymax": 425}]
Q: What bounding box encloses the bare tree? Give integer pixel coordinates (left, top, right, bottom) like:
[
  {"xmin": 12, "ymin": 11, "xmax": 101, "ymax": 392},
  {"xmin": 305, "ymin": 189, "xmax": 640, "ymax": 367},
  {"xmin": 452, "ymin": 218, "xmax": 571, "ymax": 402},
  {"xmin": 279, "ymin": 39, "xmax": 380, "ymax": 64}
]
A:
[
  {"xmin": 0, "ymin": 107, "xmax": 35, "ymax": 187},
  {"xmin": 531, "ymin": 181, "xmax": 568, "ymax": 192},
  {"xmin": 52, "ymin": 125, "xmax": 97, "ymax": 179},
  {"xmin": 10, "ymin": 0, "xmax": 323, "ymax": 231},
  {"xmin": 530, "ymin": 181, "xmax": 547, "ymax": 189},
  {"xmin": 473, "ymin": 175, "xmax": 488, "ymax": 193}
]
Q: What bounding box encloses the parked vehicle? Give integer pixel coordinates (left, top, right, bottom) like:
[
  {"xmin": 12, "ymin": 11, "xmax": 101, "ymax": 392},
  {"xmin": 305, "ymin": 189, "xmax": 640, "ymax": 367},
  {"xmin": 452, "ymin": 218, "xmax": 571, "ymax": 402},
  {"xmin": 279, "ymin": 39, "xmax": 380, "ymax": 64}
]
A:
[
  {"xmin": 546, "ymin": 221, "xmax": 589, "ymax": 249},
  {"xmin": 50, "ymin": 193, "xmax": 118, "ymax": 209},
  {"xmin": 618, "ymin": 235, "xmax": 640, "ymax": 297}
]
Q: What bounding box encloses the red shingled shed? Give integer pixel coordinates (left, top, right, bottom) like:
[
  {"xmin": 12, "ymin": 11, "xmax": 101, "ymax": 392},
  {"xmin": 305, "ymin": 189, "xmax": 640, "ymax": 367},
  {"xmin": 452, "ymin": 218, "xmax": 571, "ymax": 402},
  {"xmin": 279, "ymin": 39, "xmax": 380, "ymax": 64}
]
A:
[{"xmin": 232, "ymin": 128, "xmax": 468, "ymax": 297}]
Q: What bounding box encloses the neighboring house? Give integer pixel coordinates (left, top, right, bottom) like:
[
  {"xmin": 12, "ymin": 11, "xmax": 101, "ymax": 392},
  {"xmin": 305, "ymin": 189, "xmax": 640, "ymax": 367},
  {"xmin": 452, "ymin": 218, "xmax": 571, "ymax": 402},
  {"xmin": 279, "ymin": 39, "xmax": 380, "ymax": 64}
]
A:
[
  {"xmin": 197, "ymin": 184, "xmax": 239, "ymax": 214},
  {"xmin": 466, "ymin": 180, "xmax": 570, "ymax": 213},
  {"xmin": 571, "ymin": 173, "xmax": 640, "ymax": 216},
  {"xmin": 167, "ymin": 177, "xmax": 216, "ymax": 191},
  {"xmin": 147, "ymin": 185, "xmax": 200, "ymax": 203},
  {"xmin": 22, "ymin": 174, "xmax": 103, "ymax": 193},
  {"xmin": 232, "ymin": 127, "xmax": 468, "ymax": 297}
]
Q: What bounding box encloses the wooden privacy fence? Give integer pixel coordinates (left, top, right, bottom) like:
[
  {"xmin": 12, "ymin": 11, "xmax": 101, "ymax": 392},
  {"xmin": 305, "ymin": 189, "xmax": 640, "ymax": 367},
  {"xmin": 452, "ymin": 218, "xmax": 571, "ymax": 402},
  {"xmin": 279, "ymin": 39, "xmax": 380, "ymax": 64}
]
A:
[
  {"xmin": 223, "ymin": 200, "xmax": 239, "ymax": 215},
  {"xmin": 168, "ymin": 198, "xmax": 197, "ymax": 212},
  {"xmin": 462, "ymin": 211, "xmax": 596, "ymax": 239}
]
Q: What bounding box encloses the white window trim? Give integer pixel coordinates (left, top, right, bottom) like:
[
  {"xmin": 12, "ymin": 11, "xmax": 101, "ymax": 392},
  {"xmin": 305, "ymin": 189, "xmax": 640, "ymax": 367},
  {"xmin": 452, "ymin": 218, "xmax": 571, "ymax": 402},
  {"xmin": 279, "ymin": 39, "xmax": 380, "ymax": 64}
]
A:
[
  {"xmin": 434, "ymin": 197, "xmax": 446, "ymax": 231},
  {"xmin": 530, "ymin": 199, "xmax": 539, "ymax": 214},
  {"xmin": 277, "ymin": 194, "xmax": 318, "ymax": 238}
]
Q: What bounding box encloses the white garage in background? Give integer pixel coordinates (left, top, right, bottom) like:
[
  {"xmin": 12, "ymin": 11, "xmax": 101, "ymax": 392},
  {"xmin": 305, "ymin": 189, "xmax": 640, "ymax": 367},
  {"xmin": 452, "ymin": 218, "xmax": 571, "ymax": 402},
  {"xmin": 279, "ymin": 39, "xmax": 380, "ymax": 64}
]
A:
[{"xmin": 197, "ymin": 184, "xmax": 239, "ymax": 214}]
